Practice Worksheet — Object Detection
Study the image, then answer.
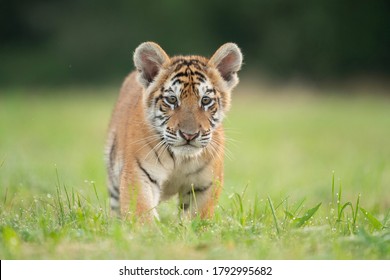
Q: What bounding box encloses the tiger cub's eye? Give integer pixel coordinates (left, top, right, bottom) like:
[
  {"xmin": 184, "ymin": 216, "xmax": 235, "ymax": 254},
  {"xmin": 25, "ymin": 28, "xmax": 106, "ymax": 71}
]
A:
[
  {"xmin": 165, "ymin": 96, "xmax": 177, "ymax": 105},
  {"xmin": 201, "ymin": 96, "xmax": 212, "ymax": 106}
]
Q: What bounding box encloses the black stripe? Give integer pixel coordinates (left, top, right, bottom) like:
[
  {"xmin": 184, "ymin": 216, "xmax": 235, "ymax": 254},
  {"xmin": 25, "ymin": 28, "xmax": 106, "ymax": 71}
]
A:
[
  {"xmin": 110, "ymin": 205, "xmax": 119, "ymax": 211},
  {"xmin": 167, "ymin": 147, "xmax": 175, "ymax": 162},
  {"xmin": 185, "ymin": 182, "xmax": 212, "ymax": 196},
  {"xmin": 109, "ymin": 135, "xmax": 117, "ymax": 169},
  {"xmin": 159, "ymin": 104, "xmax": 168, "ymax": 112},
  {"xmin": 186, "ymin": 158, "xmax": 211, "ymax": 176},
  {"xmin": 183, "ymin": 60, "xmax": 193, "ymax": 67},
  {"xmin": 205, "ymin": 88, "xmax": 215, "ymax": 95},
  {"xmin": 172, "ymin": 72, "xmax": 188, "ymax": 80},
  {"xmin": 109, "ymin": 189, "xmax": 119, "ymax": 200},
  {"xmin": 209, "ymin": 118, "xmax": 216, "ymax": 128},
  {"xmin": 217, "ymin": 97, "xmax": 222, "ymax": 109},
  {"xmin": 136, "ymin": 159, "xmax": 159, "ymax": 188},
  {"xmin": 172, "ymin": 58, "xmax": 206, "ymax": 69},
  {"xmin": 161, "ymin": 118, "xmax": 170, "ymax": 126},
  {"xmin": 180, "ymin": 203, "xmax": 190, "ymax": 210},
  {"xmin": 154, "ymin": 114, "xmax": 170, "ymax": 125},
  {"xmin": 191, "ymin": 63, "xmax": 203, "ymax": 71},
  {"xmin": 196, "ymin": 76, "xmax": 205, "ymax": 83},
  {"xmin": 174, "ymin": 63, "xmax": 185, "ymax": 72},
  {"xmin": 189, "ymin": 59, "xmax": 204, "ymax": 67},
  {"xmin": 148, "ymin": 142, "xmax": 163, "ymax": 166},
  {"xmin": 154, "ymin": 94, "xmax": 163, "ymax": 105},
  {"xmin": 166, "ymin": 134, "xmax": 176, "ymax": 140},
  {"xmin": 172, "ymin": 79, "xmax": 183, "ymax": 86},
  {"xmin": 112, "ymin": 182, "xmax": 119, "ymax": 194},
  {"xmin": 154, "ymin": 114, "xmax": 165, "ymax": 120},
  {"xmin": 194, "ymin": 71, "xmax": 206, "ymax": 80}
]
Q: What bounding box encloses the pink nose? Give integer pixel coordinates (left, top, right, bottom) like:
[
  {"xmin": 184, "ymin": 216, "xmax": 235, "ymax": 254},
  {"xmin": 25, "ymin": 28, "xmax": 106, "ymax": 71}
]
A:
[{"xmin": 179, "ymin": 130, "xmax": 199, "ymax": 141}]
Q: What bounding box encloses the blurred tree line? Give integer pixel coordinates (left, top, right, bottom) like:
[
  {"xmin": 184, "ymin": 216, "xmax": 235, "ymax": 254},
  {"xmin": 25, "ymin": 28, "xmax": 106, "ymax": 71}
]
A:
[{"xmin": 0, "ymin": 0, "xmax": 389, "ymax": 87}]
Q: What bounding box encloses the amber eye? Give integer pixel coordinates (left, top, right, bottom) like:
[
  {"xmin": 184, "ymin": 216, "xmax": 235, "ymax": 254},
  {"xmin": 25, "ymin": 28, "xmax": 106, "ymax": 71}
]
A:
[
  {"xmin": 201, "ymin": 96, "xmax": 212, "ymax": 106},
  {"xmin": 165, "ymin": 95, "xmax": 177, "ymax": 105}
]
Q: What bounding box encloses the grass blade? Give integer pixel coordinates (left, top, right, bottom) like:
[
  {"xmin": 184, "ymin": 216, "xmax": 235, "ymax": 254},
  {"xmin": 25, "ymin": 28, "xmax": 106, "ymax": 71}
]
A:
[
  {"xmin": 360, "ymin": 207, "xmax": 383, "ymax": 231},
  {"xmin": 337, "ymin": 180, "xmax": 342, "ymax": 218},
  {"xmin": 284, "ymin": 210, "xmax": 294, "ymax": 219},
  {"xmin": 353, "ymin": 194, "xmax": 361, "ymax": 227},
  {"xmin": 294, "ymin": 203, "xmax": 322, "ymax": 228},
  {"xmin": 337, "ymin": 202, "xmax": 353, "ymax": 222},
  {"xmin": 331, "ymin": 171, "xmax": 335, "ymax": 206},
  {"xmin": 292, "ymin": 198, "xmax": 306, "ymax": 216},
  {"xmin": 56, "ymin": 184, "xmax": 65, "ymax": 225},
  {"xmin": 384, "ymin": 209, "xmax": 390, "ymax": 227},
  {"xmin": 267, "ymin": 196, "xmax": 280, "ymax": 235},
  {"xmin": 63, "ymin": 184, "xmax": 72, "ymax": 211},
  {"xmin": 3, "ymin": 187, "xmax": 8, "ymax": 205},
  {"xmin": 92, "ymin": 181, "xmax": 100, "ymax": 204}
]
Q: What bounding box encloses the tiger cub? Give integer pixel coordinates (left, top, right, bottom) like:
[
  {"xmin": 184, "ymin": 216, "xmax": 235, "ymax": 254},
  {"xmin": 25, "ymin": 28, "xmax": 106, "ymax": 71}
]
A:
[{"xmin": 105, "ymin": 42, "xmax": 242, "ymax": 221}]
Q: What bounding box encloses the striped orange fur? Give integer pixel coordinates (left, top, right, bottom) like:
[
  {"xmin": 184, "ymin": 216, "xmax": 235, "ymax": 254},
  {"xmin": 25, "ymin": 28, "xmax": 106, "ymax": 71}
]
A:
[{"xmin": 105, "ymin": 42, "xmax": 242, "ymax": 221}]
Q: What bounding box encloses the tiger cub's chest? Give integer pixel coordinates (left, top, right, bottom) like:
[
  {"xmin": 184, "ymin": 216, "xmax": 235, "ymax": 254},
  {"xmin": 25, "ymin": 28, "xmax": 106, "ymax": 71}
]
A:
[{"xmin": 159, "ymin": 156, "xmax": 213, "ymax": 201}]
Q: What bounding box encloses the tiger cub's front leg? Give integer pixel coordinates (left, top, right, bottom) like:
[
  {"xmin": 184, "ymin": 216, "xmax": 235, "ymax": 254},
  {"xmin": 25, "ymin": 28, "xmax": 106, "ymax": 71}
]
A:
[
  {"xmin": 119, "ymin": 163, "xmax": 160, "ymax": 221},
  {"xmin": 179, "ymin": 163, "xmax": 223, "ymax": 219}
]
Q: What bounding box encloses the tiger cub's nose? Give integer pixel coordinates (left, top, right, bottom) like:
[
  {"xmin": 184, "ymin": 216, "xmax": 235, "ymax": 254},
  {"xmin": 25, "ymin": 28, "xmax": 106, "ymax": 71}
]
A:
[{"xmin": 179, "ymin": 130, "xmax": 199, "ymax": 141}]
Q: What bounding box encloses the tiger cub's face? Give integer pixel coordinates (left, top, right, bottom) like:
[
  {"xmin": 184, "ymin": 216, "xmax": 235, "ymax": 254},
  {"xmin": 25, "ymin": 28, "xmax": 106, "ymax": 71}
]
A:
[
  {"xmin": 134, "ymin": 42, "xmax": 242, "ymax": 158},
  {"xmin": 154, "ymin": 59, "xmax": 224, "ymax": 157}
]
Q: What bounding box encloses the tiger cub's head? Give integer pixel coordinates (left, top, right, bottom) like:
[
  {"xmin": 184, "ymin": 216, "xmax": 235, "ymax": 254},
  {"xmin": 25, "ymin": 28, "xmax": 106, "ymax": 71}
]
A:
[{"xmin": 134, "ymin": 42, "xmax": 242, "ymax": 158}]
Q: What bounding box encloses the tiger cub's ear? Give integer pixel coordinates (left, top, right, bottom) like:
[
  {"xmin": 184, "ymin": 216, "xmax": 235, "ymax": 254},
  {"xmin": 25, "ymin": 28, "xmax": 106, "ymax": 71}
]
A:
[
  {"xmin": 208, "ymin": 43, "xmax": 243, "ymax": 90},
  {"xmin": 134, "ymin": 42, "xmax": 170, "ymax": 88}
]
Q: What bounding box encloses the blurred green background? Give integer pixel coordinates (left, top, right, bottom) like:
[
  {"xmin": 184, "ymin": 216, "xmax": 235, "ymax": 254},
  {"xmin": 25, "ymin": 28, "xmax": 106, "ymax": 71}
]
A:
[{"xmin": 1, "ymin": 0, "xmax": 389, "ymax": 87}]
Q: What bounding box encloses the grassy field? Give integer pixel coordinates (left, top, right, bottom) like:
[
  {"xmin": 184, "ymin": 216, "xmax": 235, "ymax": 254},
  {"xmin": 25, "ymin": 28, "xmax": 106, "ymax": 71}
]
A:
[{"xmin": 0, "ymin": 84, "xmax": 389, "ymax": 259}]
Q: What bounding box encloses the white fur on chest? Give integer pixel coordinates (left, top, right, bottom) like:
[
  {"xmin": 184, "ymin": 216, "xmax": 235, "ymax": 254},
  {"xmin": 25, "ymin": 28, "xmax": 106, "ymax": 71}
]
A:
[
  {"xmin": 142, "ymin": 153, "xmax": 213, "ymax": 203},
  {"xmin": 162, "ymin": 157, "xmax": 212, "ymax": 201}
]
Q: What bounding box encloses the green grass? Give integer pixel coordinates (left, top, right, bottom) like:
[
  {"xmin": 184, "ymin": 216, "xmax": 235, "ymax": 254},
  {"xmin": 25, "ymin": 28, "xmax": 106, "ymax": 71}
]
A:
[{"xmin": 1, "ymin": 85, "xmax": 390, "ymax": 259}]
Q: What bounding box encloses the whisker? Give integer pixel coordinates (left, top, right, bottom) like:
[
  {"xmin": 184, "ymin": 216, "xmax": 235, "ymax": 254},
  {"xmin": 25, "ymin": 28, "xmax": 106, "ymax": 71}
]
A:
[
  {"xmin": 205, "ymin": 141, "xmax": 219, "ymax": 162},
  {"xmin": 156, "ymin": 141, "xmax": 170, "ymax": 166},
  {"xmin": 143, "ymin": 139, "xmax": 165, "ymax": 162},
  {"xmin": 211, "ymin": 137, "xmax": 234, "ymax": 161},
  {"xmin": 134, "ymin": 135, "xmax": 162, "ymax": 154},
  {"xmin": 132, "ymin": 135, "xmax": 160, "ymax": 145}
]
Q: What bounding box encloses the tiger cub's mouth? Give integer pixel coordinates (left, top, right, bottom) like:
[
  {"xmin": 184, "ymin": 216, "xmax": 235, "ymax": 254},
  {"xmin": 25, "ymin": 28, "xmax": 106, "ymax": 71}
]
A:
[
  {"xmin": 170, "ymin": 143, "xmax": 204, "ymax": 157},
  {"xmin": 164, "ymin": 130, "xmax": 210, "ymax": 157}
]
